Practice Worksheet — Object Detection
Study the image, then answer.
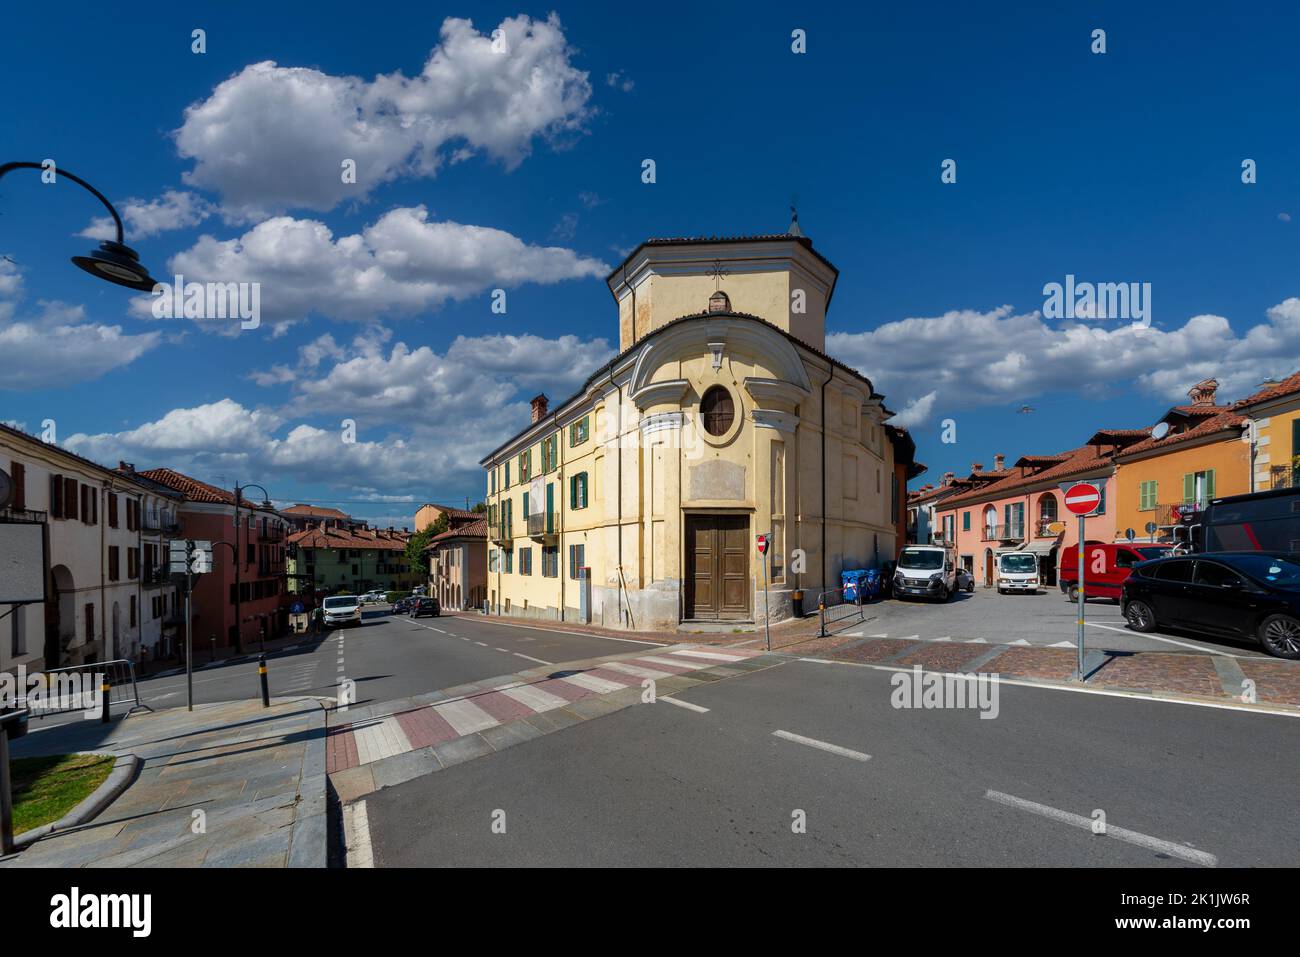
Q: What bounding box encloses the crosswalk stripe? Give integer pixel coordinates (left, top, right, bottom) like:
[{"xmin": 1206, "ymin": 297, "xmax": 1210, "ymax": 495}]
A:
[
  {"xmin": 434, "ymin": 698, "xmax": 499, "ymax": 736},
  {"xmin": 671, "ymin": 649, "xmax": 745, "ymax": 662},
  {"xmin": 602, "ymin": 661, "xmax": 673, "ymax": 680},
  {"xmin": 561, "ymin": 672, "xmax": 627, "ymax": 694},
  {"xmin": 500, "ymin": 684, "xmax": 569, "ymax": 712}
]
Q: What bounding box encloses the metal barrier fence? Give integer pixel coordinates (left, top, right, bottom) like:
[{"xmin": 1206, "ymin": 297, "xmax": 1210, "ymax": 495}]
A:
[
  {"xmin": 817, "ymin": 587, "xmax": 865, "ymax": 637},
  {"xmin": 18, "ymin": 659, "xmax": 152, "ymax": 719}
]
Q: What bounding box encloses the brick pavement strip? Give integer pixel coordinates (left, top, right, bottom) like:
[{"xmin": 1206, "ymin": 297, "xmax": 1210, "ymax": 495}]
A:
[
  {"xmin": 822, "ymin": 636, "xmax": 1300, "ymax": 710},
  {"xmin": 1, "ymin": 697, "xmax": 329, "ymax": 869}
]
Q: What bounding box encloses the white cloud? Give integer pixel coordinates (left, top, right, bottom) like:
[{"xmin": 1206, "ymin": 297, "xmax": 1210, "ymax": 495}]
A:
[
  {"xmin": 606, "ymin": 71, "xmax": 634, "ymax": 92},
  {"xmin": 134, "ymin": 205, "xmax": 608, "ymax": 326},
  {"xmin": 0, "ymin": 261, "xmax": 160, "ymax": 390},
  {"xmin": 175, "ymin": 14, "xmax": 593, "ymax": 220},
  {"xmin": 890, "ymin": 390, "xmax": 937, "ymax": 429},
  {"xmin": 79, "ymin": 190, "xmax": 214, "ymax": 241},
  {"xmin": 829, "ymin": 299, "xmax": 1300, "ymax": 427},
  {"xmin": 72, "ymin": 330, "xmax": 613, "ymax": 498}
]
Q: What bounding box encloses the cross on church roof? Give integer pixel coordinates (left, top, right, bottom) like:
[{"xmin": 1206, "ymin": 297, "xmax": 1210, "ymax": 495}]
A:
[{"xmin": 707, "ymin": 259, "xmax": 730, "ymax": 291}]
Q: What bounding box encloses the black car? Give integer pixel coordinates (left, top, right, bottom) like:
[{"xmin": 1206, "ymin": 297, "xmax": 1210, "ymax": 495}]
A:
[
  {"xmin": 410, "ymin": 597, "xmax": 441, "ymax": 618},
  {"xmin": 392, "ymin": 597, "xmax": 413, "ymax": 614},
  {"xmin": 1120, "ymin": 551, "xmax": 1300, "ymax": 659}
]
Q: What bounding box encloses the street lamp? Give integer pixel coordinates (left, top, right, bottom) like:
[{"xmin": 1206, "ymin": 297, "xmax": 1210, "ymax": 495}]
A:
[
  {"xmin": 0, "ymin": 160, "xmax": 159, "ymax": 291},
  {"xmin": 232, "ymin": 483, "xmax": 274, "ymax": 656}
]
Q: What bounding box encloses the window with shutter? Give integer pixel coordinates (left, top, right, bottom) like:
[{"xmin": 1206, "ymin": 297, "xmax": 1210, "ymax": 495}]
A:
[
  {"xmin": 65, "ymin": 477, "xmax": 78, "ymax": 521},
  {"xmin": 109, "ymin": 493, "xmax": 119, "ymax": 528},
  {"xmin": 50, "ymin": 474, "xmax": 63, "ymax": 518}
]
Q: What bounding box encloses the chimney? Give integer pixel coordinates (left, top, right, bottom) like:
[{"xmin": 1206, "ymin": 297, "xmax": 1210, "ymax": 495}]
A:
[
  {"xmin": 1187, "ymin": 377, "xmax": 1219, "ymax": 407},
  {"xmin": 942, "ymin": 471, "xmax": 954, "ymax": 486},
  {"xmin": 971, "ymin": 462, "xmax": 984, "ymax": 473},
  {"xmin": 530, "ymin": 393, "xmax": 549, "ymax": 423},
  {"xmin": 118, "ymin": 461, "xmax": 135, "ymax": 475},
  {"xmin": 993, "ymin": 454, "xmax": 1005, "ymax": 471}
]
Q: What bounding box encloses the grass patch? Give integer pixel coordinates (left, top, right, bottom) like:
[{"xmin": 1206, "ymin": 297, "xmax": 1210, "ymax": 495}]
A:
[{"xmin": 10, "ymin": 753, "xmax": 116, "ymax": 835}]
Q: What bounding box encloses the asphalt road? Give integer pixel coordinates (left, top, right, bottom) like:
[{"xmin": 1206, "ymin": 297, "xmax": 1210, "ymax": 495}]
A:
[
  {"xmin": 824, "ymin": 587, "xmax": 1274, "ymax": 658},
  {"xmin": 128, "ymin": 609, "xmax": 660, "ymax": 713},
  {"xmin": 365, "ymin": 657, "xmax": 1300, "ymax": 867}
]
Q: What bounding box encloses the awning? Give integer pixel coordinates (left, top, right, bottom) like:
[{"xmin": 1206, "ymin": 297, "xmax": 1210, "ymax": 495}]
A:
[{"xmin": 995, "ymin": 539, "xmax": 1058, "ymax": 557}]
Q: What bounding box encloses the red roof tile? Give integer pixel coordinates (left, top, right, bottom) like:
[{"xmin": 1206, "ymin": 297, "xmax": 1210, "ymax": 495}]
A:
[
  {"xmin": 1117, "ymin": 408, "xmax": 1246, "ymax": 457},
  {"xmin": 1235, "ymin": 370, "xmax": 1300, "ymax": 409},
  {"xmin": 138, "ymin": 468, "xmax": 237, "ymax": 505},
  {"xmin": 941, "ymin": 443, "xmax": 1119, "ymax": 509},
  {"xmin": 283, "ymin": 504, "xmax": 351, "ymax": 520},
  {"xmin": 427, "ymin": 518, "xmax": 487, "ymax": 544},
  {"xmin": 288, "ymin": 525, "xmax": 409, "ymax": 551}
]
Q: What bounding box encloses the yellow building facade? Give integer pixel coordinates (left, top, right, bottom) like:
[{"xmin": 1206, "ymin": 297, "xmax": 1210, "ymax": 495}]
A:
[
  {"xmin": 480, "ymin": 230, "xmax": 906, "ymax": 630},
  {"xmin": 1238, "ymin": 371, "xmax": 1300, "ymax": 492},
  {"xmin": 1111, "ymin": 380, "xmax": 1250, "ymax": 542}
]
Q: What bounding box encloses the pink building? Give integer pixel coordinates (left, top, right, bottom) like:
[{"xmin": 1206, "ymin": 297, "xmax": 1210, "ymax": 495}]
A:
[
  {"xmin": 933, "ymin": 434, "xmax": 1144, "ymax": 588},
  {"xmin": 139, "ymin": 468, "xmax": 290, "ymax": 654}
]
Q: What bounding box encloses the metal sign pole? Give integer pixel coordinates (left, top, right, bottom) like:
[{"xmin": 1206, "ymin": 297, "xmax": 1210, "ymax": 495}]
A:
[
  {"xmin": 1076, "ymin": 514, "xmax": 1085, "ymax": 678},
  {"xmin": 762, "ymin": 548, "xmax": 771, "ymax": 652},
  {"xmin": 185, "ymin": 540, "xmax": 195, "ymax": 712}
]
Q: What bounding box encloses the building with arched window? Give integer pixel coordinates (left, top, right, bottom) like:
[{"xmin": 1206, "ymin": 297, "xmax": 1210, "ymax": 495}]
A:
[{"xmin": 480, "ymin": 224, "xmax": 920, "ymax": 630}]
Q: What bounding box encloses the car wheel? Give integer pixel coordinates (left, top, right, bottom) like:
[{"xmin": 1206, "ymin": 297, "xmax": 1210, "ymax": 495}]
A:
[
  {"xmin": 1067, "ymin": 584, "xmax": 1081, "ymax": 603},
  {"xmin": 1258, "ymin": 614, "xmax": 1300, "ymax": 660},
  {"xmin": 1124, "ymin": 599, "xmax": 1156, "ymax": 633}
]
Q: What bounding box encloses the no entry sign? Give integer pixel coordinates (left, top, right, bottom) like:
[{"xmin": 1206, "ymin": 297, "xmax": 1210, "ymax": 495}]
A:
[
  {"xmin": 1064, "ymin": 482, "xmax": 1101, "ymax": 515},
  {"xmin": 755, "ymin": 534, "xmax": 768, "ymax": 555}
]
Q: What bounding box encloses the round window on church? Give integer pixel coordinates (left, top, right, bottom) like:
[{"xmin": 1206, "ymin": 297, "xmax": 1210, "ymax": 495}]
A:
[{"xmin": 700, "ymin": 385, "xmax": 735, "ymax": 436}]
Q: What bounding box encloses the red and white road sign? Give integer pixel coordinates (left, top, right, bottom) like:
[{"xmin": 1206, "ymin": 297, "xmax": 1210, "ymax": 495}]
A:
[
  {"xmin": 1064, "ymin": 482, "xmax": 1101, "ymax": 515},
  {"xmin": 755, "ymin": 534, "xmax": 768, "ymax": 555}
]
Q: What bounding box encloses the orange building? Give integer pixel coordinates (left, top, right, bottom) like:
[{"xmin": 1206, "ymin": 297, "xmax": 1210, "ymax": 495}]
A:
[{"xmin": 1111, "ymin": 379, "xmax": 1250, "ymax": 542}]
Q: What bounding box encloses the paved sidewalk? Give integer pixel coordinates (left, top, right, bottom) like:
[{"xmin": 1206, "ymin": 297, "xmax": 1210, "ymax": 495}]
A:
[
  {"xmin": 1, "ymin": 697, "xmax": 328, "ymax": 868},
  {"xmin": 328, "ymin": 644, "xmax": 782, "ymax": 802}
]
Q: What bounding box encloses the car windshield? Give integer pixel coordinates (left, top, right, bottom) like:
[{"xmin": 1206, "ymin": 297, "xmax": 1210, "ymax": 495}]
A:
[
  {"xmin": 898, "ymin": 549, "xmax": 943, "ymax": 570},
  {"xmin": 1228, "ymin": 554, "xmax": 1300, "ymax": 588},
  {"xmin": 1135, "ymin": 546, "xmax": 1172, "ymax": 560},
  {"xmin": 999, "ymin": 554, "xmax": 1037, "ymax": 573},
  {"xmin": 323, "ymin": 597, "xmax": 358, "ymax": 609}
]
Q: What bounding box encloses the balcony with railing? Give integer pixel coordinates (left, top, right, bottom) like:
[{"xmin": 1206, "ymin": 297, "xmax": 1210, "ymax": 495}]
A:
[
  {"xmin": 528, "ymin": 508, "xmax": 555, "ymax": 539},
  {"xmin": 1152, "ymin": 502, "xmax": 1204, "ymax": 527},
  {"xmin": 1035, "ymin": 518, "xmax": 1061, "ymax": 537},
  {"xmin": 1269, "ymin": 464, "xmax": 1298, "ymax": 490},
  {"xmin": 981, "ymin": 523, "xmax": 1025, "ymax": 542}
]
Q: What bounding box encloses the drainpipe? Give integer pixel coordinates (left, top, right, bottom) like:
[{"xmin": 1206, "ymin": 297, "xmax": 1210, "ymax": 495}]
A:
[
  {"xmin": 820, "ymin": 366, "xmax": 833, "ymax": 595},
  {"xmin": 99, "ymin": 481, "xmax": 107, "ymax": 662}
]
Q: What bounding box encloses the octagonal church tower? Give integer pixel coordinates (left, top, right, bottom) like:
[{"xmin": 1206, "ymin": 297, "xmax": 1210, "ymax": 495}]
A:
[{"xmin": 480, "ymin": 216, "xmax": 919, "ymax": 632}]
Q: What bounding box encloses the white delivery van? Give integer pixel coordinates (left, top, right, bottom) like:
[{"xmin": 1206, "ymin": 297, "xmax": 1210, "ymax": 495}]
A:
[
  {"xmin": 893, "ymin": 545, "xmax": 957, "ymax": 601},
  {"xmin": 996, "ymin": 552, "xmax": 1040, "ymax": 594}
]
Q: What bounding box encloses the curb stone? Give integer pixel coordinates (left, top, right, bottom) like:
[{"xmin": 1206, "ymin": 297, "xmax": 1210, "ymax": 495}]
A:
[{"xmin": 13, "ymin": 751, "xmax": 140, "ymax": 850}]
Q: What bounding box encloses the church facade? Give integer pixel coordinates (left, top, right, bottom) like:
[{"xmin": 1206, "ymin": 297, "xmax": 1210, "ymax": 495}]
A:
[{"xmin": 480, "ymin": 226, "xmax": 919, "ymax": 631}]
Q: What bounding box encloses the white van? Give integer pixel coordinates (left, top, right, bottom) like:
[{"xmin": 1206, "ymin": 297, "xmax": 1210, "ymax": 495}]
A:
[
  {"xmin": 323, "ymin": 595, "xmax": 362, "ymax": 628},
  {"xmin": 996, "ymin": 552, "xmax": 1040, "ymax": 594},
  {"xmin": 893, "ymin": 545, "xmax": 957, "ymax": 601}
]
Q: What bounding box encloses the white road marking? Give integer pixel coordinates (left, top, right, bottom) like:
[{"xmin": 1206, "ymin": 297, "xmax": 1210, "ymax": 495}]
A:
[
  {"xmin": 434, "ymin": 697, "xmax": 499, "ymax": 735},
  {"xmin": 965, "ymin": 638, "xmax": 987, "ymax": 644},
  {"xmin": 661, "ymin": 696, "xmax": 709, "ymax": 713},
  {"xmin": 772, "ymin": 729, "xmax": 871, "ymax": 762},
  {"xmin": 343, "ymin": 799, "xmax": 375, "ymax": 869},
  {"xmin": 897, "ymin": 635, "xmax": 920, "ymax": 642},
  {"xmin": 638, "ymin": 655, "xmax": 709, "ymax": 671},
  {"xmin": 449, "ymin": 614, "xmax": 665, "ymax": 646},
  {"xmin": 671, "ymin": 649, "xmax": 746, "ymax": 662},
  {"xmin": 984, "ymin": 790, "xmax": 1218, "ymax": 867},
  {"xmin": 513, "ymin": 652, "xmax": 552, "ymax": 665},
  {"xmin": 474, "ymin": 641, "xmax": 488, "ymax": 647},
  {"xmin": 1049, "ymin": 641, "xmax": 1075, "ymax": 648},
  {"xmin": 495, "ymin": 647, "xmax": 510, "ymax": 653},
  {"xmin": 500, "ymin": 683, "xmax": 569, "ymax": 712},
  {"xmin": 935, "ymin": 636, "xmax": 952, "ymax": 642},
  {"xmin": 603, "ymin": 661, "xmax": 673, "ymax": 680},
  {"xmin": 561, "ymin": 672, "xmax": 627, "ymax": 694},
  {"xmin": 1008, "ymin": 639, "xmax": 1032, "ymax": 646},
  {"xmin": 1086, "ymin": 621, "xmax": 1255, "ymax": 658},
  {"xmin": 351, "ymin": 716, "xmax": 412, "ymax": 764}
]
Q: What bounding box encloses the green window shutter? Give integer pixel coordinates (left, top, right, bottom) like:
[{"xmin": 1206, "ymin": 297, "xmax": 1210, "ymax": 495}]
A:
[
  {"xmin": 1182, "ymin": 473, "xmax": 1194, "ymax": 503},
  {"xmin": 1205, "ymin": 469, "xmax": 1215, "ymax": 501},
  {"xmin": 580, "ymin": 474, "xmax": 587, "ymax": 508},
  {"xmin": 523, "ymin": 491, "xmax": 529, "ymax": 518},
  {"xmin": 569, "ymin": 476, "xmax": 576, "ymax": 510},
  {"xmin": 546, "ymin": 483, "xmax": 554, "ymax": 534}
]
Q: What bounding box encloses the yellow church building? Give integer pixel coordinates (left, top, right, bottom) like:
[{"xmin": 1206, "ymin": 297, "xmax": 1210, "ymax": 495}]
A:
[{"xmin": 480, "ymin": 221, "xmax": 918, "ymax": 630}]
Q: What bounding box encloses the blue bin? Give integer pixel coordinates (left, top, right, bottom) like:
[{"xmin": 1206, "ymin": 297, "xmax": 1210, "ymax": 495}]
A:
[{"xmin": 840, "ymin": 569, "xmax": 869, "ymax": 602}]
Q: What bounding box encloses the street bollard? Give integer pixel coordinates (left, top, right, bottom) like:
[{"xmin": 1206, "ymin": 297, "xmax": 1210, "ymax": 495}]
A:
[
  {"xmin": 818, "ymin": 600, "xmax": 827, "ymax": 638},
  {"xmin": 258, "ymin": 654, "xmax": 270, "ymax": 708},
  {"xmin": 100, "ymin": 676, "xmax": 110, "ymax": 724}
]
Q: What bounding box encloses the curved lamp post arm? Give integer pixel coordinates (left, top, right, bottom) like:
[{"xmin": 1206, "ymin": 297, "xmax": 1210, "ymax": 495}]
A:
[{"xmin": 0, "ymin": 161, "xmax": 124, "ymax": 244}]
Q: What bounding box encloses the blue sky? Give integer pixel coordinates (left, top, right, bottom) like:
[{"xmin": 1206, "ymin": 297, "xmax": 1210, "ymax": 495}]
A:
[{"xmin": 2, "ymin": 1, "xmax": 1297, "ymax": 523}]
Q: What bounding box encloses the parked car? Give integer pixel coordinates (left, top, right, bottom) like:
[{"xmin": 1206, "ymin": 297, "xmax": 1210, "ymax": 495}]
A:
[
  {"xmin": 392, "ymin": 597, "xmax": 414, "ymax": 614},
  {"xmin": 410, "ymin": 597, "xmax": 441, "ymax": 618},
  {"xmin": 955, "ymin": 567, "xmax": 976, "ymax": 593},
  {"xmin": 996, "ymin": 551, "xmax": 1040, "ymax": 594},
  {"xmin": 1058, "ymin": 542, "xmax": 1172, "ymax": 602},
  {"xmin": 893, "ymin": 545, "xmax": 957, "ymax": 601},
  {"xmin": 1121, "ymin": 551, "xmax": 1300, "ymax": 659},
  {"xmin": 322, "ymin": 595, "xmax": 362, "ymax": 628}
]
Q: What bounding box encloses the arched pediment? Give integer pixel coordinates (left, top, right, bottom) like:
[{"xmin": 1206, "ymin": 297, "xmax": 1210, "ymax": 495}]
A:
[{"xmin": 628, "ymin": 315, "xmax": 812, "ymax": 410}]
